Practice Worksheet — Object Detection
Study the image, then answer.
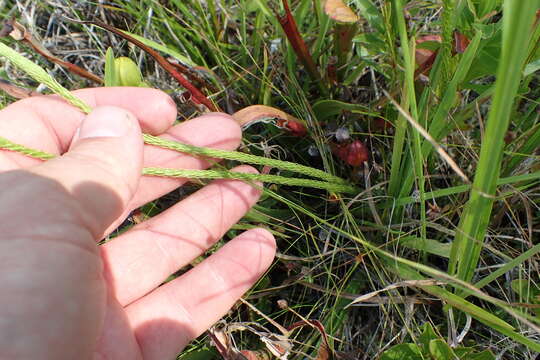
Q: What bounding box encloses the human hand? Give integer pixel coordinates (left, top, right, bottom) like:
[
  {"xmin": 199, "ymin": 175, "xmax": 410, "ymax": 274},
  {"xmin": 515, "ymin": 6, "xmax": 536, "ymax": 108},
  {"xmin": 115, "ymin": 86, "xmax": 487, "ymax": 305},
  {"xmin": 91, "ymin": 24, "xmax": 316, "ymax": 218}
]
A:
[{"xmin": 0, "ymin": 87, "xmax": 276, "ymax": 360}]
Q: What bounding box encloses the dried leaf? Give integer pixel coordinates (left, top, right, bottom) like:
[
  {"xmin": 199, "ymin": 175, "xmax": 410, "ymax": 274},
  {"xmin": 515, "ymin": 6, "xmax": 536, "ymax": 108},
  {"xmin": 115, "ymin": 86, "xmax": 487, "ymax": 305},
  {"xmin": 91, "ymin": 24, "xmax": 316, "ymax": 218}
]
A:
[
  {"xmin": 0, "ymin": 78, "xmax": 39, "ymax": 99},
  {"xmin": 453, "ymin": 31, "xmax": 471, "ymax": 54},
  {"xmin": 346, "ymin": 279, "xmax": 445, "ymax": 308},
  {"xmin": 415, "ymin": 35, "xmax": 442, "ymax": 67},
  {"xmin": 233, "ymin": 105, "xmax": 307, "ymax": 136},
  {"xmin": 240, "ymin": 350, "xmax": 271, "ymax": 360},
  {"xmin": 324, "ymin": 0, "xmax": 359, "ymax": 23}
]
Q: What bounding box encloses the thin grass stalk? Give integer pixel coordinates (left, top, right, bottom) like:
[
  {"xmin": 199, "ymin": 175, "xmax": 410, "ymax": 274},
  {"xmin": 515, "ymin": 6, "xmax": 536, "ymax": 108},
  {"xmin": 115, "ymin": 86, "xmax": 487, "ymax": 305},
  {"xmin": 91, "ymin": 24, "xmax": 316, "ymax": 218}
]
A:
[
  {"xmin": 0, "ymin": 134, "xmax": 356, "ymax": 193},
  {"xmin": 439, "ymin": 0, "xmax": 455, "ymax": 87},
  {"xmin": 505, "ymin": 123, "xmax": 540, "ymax": 174},
  {"xmin": 264, "ymin": 188, "xmax": 540, "ymax": 351},
  {"xmin": 0, "ymin": 40, "xmax": 354, "ymax": 193},
  {"xmin": 143, "ymin": 168, "xmax": 357, "ymax": 193},
  {"xmin": 392, "ymin": 170, "xmax": 540, "ymax": 207},
  {"xmin": 142, "ymin": 134, "xmax": 346, "ymax": 184},
  {"xmin": 387, "ymin": 90, "xmax": 409, "ymax": 198},
  {"xmin": 422, "ymin": 31, "xmax": 482, "ymax": 156},
  {"xmin": 448, "ymin": 0, "xmax": 539, "ymax": 284}
]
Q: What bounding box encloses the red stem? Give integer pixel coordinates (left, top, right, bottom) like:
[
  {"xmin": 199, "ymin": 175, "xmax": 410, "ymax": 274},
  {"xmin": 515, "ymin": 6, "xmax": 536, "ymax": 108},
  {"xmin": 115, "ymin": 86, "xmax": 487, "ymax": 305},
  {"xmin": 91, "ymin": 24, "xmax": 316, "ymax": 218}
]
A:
[
  {"xmin": 68, "ymin": 18, "xmax": 218, "ymax": 112},
  {"xmin": 277, "ymin": 0, "xmax": 320, "ymax": 81}
]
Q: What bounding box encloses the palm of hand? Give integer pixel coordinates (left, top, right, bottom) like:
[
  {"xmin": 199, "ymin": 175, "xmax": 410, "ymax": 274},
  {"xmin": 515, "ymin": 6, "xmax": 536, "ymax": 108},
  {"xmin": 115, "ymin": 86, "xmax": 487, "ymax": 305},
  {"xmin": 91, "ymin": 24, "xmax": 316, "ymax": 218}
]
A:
[{"xmin": 0, "ymin": 88, "xmax": 275, "ymax": 360}]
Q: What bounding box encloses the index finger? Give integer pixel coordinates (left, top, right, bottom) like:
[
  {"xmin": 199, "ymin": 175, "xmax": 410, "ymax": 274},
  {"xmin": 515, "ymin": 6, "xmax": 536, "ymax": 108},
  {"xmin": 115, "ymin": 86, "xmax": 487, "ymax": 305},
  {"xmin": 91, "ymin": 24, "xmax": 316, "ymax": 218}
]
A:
[{"xmin": 0, "ymin": 87, "xmax": 177, "ymax": 164}]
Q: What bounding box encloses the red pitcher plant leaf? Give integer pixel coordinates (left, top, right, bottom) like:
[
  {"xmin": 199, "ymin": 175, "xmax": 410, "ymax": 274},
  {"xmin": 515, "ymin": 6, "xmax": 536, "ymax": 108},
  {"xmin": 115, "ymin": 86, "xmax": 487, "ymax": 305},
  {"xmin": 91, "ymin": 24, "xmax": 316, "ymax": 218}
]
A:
[{"xmin": 233, "ymin": 105, "xmax": 307, "ymax": 137}]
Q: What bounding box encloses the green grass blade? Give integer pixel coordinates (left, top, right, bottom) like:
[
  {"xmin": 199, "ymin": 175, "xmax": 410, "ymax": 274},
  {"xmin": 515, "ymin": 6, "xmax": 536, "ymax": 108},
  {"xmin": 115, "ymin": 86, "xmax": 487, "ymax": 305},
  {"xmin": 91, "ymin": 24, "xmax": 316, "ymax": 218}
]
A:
[
  {"xmin": 104, "ymin": 47, "xmax": 117, "ymax": 87},
  {"xmin": 120, "ymin": 31, "xmax": 198, "ymax": 68},
  {"xmin": 449, "ymin": 0, "xmax": 539, "ymax": 283},
  {"xmin": 393, "ymin": 0, "xmax": 427, "ymax": 247},
  {"xmin": 474, "ymin": 243, "xmax": 540, "ymax": 290}
]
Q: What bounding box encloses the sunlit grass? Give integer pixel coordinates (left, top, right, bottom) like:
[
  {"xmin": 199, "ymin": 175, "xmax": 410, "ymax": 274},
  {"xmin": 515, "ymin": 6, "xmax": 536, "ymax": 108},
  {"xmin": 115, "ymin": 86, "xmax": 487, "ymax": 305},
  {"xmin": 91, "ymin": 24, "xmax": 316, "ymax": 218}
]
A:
[{"xmin": 1, "ymin": 0, "xmax": 539, "ymax": 359}]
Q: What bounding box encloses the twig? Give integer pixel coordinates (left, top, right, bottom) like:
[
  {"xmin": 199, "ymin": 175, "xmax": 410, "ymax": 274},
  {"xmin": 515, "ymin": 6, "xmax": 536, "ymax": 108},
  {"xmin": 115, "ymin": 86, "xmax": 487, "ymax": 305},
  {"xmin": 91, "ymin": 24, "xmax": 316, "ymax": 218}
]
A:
[{"xmin": 1, "ymin": 19, "xmax": 103, "ymax": 84}]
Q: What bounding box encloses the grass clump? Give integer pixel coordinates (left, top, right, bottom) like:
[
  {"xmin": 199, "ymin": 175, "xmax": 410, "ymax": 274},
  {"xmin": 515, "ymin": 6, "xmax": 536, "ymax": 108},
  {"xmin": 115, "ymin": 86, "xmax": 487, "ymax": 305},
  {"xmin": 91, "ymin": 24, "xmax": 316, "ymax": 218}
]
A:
[{"xmin": 1, "ymin": 0, "xmax": 540, "ymax": 359}]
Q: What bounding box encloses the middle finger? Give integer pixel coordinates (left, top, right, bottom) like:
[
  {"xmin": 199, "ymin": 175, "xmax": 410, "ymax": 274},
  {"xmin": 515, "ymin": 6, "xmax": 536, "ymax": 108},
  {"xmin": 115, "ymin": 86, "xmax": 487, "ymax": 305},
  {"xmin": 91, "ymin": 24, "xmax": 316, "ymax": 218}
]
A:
[{"xmin": 100, "ymin": 165, "xmax": 262, "ymax": 306}]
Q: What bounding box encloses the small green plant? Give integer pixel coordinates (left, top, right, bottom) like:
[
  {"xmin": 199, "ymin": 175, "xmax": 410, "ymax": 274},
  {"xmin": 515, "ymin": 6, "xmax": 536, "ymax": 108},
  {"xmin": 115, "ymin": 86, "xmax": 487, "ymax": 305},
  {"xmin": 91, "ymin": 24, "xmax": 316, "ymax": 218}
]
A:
[
  {"xmin": 380, "ymin": 323, "xmax": 495, "ymax": 360},
  {"xmin": 104, "ymin": 47, "xmax": 148, "ymax": 87}
]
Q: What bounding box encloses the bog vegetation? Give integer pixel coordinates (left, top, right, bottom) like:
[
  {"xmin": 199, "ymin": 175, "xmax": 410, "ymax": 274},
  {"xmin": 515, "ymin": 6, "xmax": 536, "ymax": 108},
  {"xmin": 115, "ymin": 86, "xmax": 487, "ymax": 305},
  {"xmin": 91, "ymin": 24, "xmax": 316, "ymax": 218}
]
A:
[{"xmin": 1, "ymin": 0, "xmax": 540, "ymax": 359}]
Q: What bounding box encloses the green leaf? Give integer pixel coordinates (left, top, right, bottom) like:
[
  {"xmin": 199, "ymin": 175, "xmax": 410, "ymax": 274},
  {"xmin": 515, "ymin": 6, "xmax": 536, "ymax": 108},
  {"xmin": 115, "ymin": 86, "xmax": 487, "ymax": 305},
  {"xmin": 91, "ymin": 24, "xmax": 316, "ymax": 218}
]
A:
[
  {"xmin": 469, "ymin": 0, "xmax": 502, "ymax": 19},
  {"xmin": 524, "ymin": 58, "xmax": 540, "ymax": 76},
  {"xmin": 114, "ymin": 57, "xmax": 144, "ymax": 87},
  {"xmin": 355, "ymin": 0, "xmax": 384, "ymax": 32},
  {"xmin": 399, "ymin": 237, "xmax": 451, "ymax": 258},
  {"xmin": 418, "ymin": 323, "xmax": 439, "ymax": 350},
  {"xmin": 454, "ymin": 347, "xmax": 475, "ymax": 358},
  {"xmin": 380, "ymin": 344, "xmax": 423, "ymax": 360},
  {"xmin": 465, "ymin": 350, "xmax": 496, "ymax": 360},
  {"xmin": 120, "ymin": 30, "xmax": 197, "ymax": 68},
  {"xmin": 312, "ymin": 99, "xmax": 376, "ymax": 122},
  {"xmin": 429, "ymin": 339, "xmax": 454, "ymax": 360},
  {"xmin": 465, "ymin": 23, "xmax": 502, "ymax": 82},
  {"xmin": 450, "ymin": 0, "xmax": 540, "ymax": 287},
  {"xmin": 104, "ymin": 47, "xmax": 117, "ymax": 87}
]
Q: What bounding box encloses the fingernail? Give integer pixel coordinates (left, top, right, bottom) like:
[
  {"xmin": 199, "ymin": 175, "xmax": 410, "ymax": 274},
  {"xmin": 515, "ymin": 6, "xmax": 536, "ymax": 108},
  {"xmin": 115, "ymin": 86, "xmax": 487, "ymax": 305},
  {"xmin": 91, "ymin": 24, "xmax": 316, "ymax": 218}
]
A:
[{"xmin": 78, "ymin": 106, "xmax": 136, "ymax": 140}]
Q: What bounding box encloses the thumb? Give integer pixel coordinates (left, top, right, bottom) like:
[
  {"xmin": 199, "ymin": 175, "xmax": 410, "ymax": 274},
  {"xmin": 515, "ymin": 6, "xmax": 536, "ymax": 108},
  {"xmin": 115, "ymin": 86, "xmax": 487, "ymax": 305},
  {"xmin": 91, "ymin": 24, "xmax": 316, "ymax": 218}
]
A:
[{"xmin": 31, "ymin": 105, "xmax": 144, "ymax": 238}]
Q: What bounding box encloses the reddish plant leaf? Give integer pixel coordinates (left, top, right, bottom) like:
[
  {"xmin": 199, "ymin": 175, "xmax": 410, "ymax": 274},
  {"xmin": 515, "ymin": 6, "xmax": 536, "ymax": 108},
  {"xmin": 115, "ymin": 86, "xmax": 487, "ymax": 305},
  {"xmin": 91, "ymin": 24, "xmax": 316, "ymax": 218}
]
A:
[
  {"xmin": 372, "ymin": 117, "xmax": 393, "ymax": 132},
  {"xmin": 453, "ymin": 31, "xmax": 471, "ymax": 54},
  {"xmin": 288, "ymin": 320, "xmax": 335, "ymax": 359},
  {"xmin": 415, "ymin": 35, "xmax": 442, "ymax": 67},
  {"xmin": 275, "ymin": 0, "xmax": 320, "ymax": 81},
  {"xmin": 276, "ymin": 118, "xmax": 307, "ymax": 136},
  {"xmin": 233, "ymin": 105, "xmax": 307, "ymax": 136},
  {"xmin": 333, "ymin": 22, "xmax": 359, "ymax": 79},
  {"xmin": 316, "ymin": 343, "xmax": 331, "ymax": 360},
  {"xmin": 166, "ymin": 58, "xmax": 218, "ymax": 93},
  {"xmin": 326, "ymin": 57, "xmax": 338, "ymax": 85}
]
